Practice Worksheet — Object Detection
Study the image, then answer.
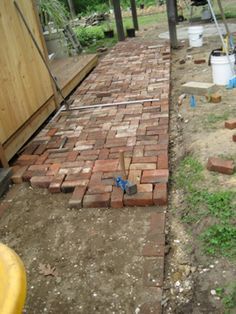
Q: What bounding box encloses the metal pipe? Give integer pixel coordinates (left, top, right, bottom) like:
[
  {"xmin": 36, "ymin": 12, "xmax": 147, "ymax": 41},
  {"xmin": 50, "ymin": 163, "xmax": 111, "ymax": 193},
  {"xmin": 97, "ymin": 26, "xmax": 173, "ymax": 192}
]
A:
[{"xmin": 63, "ymin": 98, "xmax": 161, "ymax": 111}]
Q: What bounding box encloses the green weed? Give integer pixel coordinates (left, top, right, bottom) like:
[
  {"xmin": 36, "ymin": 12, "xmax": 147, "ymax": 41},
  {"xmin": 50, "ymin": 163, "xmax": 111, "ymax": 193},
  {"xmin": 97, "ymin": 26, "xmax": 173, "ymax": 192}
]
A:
[
  {"xmin": 175, "ymin": 156, "xmax": 236, "ymax": 258},
  {"xmin": 207, "ymin": 113, "xmax": 229, "ymax": 124},
  {"xmin": 75, "ymin": 26, "xmax": 104, "ymax": 47},
  {"xmin": 201, "ymin": 224, "xmax": 236, "ymax": 258},
  {"xmin": 223, "ymin": 288, "xmax": 236, "ymax": 311},
  {"xmin": 200, "ymin": 191, "xmax": 235, "ymax": 221},
  {"xmin": 215, "ymin": 284, "xmax": 236, "ymax": 313},
  {"xmin": 174, "ymin": 156, "xmax": 204, "ymax": 191}
]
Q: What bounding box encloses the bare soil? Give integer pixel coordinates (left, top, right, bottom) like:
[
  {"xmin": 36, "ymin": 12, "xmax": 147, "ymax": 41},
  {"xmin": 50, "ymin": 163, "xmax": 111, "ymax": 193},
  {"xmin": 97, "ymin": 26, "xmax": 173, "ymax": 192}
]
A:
[
  {"xmin": 0, "ymin": 183, "xmax": 164, "ymax": 313},
  {"xmin": 163, "ymin": 26, "xmax": 236, "ymax": 314}
]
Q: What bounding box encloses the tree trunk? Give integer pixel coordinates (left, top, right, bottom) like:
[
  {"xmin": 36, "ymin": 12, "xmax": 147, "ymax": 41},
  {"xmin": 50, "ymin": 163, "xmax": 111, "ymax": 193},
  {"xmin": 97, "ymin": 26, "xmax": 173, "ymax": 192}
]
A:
[{"xmin": 67, "ymin": 0, "xmax": 76, "ymax": 18}]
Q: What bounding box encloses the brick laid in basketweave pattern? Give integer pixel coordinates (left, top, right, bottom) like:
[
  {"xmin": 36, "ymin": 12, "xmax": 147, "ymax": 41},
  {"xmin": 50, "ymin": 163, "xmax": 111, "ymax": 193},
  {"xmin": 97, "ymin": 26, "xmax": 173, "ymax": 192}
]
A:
[{"xmin": 12, "ymin": 40, "xmax": 170, "ymax": 209}]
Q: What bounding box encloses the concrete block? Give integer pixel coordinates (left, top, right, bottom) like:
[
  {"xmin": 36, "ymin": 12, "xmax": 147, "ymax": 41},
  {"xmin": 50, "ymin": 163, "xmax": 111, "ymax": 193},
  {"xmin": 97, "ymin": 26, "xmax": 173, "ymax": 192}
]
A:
[{"xmin": 182, "ymin": 81, "xmax": 218, "ymax": 96}]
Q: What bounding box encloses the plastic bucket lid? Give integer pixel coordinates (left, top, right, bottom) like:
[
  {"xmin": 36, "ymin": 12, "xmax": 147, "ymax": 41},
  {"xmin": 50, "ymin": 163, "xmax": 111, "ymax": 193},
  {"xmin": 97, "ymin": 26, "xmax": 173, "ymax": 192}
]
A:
[
  {"xmin": 211, "ymin": 53, "xmax": 235, "ymax": 64},
  {"xmin": 188, "ymin": 26, "xmax": 204, "ymax": 34}
]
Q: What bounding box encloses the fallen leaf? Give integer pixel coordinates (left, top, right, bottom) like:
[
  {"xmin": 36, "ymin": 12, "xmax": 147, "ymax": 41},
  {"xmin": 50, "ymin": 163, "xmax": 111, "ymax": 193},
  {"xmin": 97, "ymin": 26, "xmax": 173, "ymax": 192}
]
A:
[{"xmin": 39, "ymin": 263, "xmax": 58, "ymax": 277}]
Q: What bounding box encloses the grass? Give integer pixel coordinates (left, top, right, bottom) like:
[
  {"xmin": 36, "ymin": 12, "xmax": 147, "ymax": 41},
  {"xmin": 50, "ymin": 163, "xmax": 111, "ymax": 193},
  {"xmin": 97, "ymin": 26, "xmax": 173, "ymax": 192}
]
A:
[
  {"xmin": 174, "ymin": 155, "xmax": 236, "ymax": 258},
  {"xmin": 75, "ymin": 11, "xmax": 167, "ymax": 53},
  {"xmin": 174, "ymin": 156, "xmax": 204, "ymax": 191},
  {"xmin": 216, "ymin": 284, "xmax": 236, "ymax": 313},
  {"xmin": 122, "ymin": 12, "xmax": 167, "ymax": 28},
  {"xmin": 201, "ymin": 224, "xmax": 236, "ymax": 258},
  {"xmin": 207, "ymin": 113, "xmax": 229, "ymax": 124}
]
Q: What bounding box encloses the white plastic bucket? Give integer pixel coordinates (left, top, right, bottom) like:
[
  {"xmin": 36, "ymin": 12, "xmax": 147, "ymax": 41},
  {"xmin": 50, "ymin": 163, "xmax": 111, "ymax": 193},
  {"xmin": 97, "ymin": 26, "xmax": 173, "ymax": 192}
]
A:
[
  {"xmin": 188, "ymin": 26, "xmax": 204, "ymax": 47},
  {"xmin": 211, "ymin": 54, "xmax": 235, "ymax": 85}
]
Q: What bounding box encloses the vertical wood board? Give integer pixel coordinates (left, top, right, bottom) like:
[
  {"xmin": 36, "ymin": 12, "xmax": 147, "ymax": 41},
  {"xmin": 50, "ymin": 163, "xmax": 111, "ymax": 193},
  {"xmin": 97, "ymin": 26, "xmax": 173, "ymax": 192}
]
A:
[{"xmin": 0, "ymin": 0, "xmax": 55, "ymax": 143}]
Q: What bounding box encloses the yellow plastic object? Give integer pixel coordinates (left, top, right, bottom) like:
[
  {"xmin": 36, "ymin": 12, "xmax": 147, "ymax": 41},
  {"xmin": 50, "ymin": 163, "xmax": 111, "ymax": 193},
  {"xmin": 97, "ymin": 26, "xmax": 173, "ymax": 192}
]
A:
[{"xmin": 0, "ymin": 243, "xmax": 27, "ymax": 314}]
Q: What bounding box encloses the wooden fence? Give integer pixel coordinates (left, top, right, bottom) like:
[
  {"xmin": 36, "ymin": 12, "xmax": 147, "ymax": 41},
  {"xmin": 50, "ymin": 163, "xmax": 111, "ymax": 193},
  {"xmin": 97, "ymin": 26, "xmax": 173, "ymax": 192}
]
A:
[{"xmin": 0, "ymin": 0, "xmax": 57, "ymax": 164}]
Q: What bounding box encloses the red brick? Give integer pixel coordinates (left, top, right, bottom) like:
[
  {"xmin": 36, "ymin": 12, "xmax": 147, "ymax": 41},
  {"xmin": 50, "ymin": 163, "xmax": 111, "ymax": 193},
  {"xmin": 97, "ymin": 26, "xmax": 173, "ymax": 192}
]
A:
[
  {"xmin": 66, "ymin": 172, "xmax": 91, "ymax": 181},
  {"xmin": 11, "ymin": 166, "xmax": 28, "ymax": 184},
  {"xmin": 23, "ymin": 143, "xmax": 39, "ymax": 155},
  {"xmin": 30, "ymin": 176, "xmax": 54, "ymax": 188},
  {"xmin": 23, "ymin": 169, "xmax": 47, "ymax": 182},
  {"xmin": 66, "ymin": 151, "xmax": 79, "ymax": 162},
  {"xmin": 89, "ymin": 172, "xmax": 102, "ymax": 185},
  {"xmin": 80, "ymin": 149, "xmax": 100, "ymax": 156},
  {"xmin": 145, "ymin": 144, "xmax": 168, "ymax": 151},
  {"xmin": 225, "ymin": 120, "xmax": 236, "ymax": 129},
  {"xmin": 78, "ymin": 154, "xmax": 98, "ymax": 161},
  {"xmin": 128, "ymin": 170, "xmax": 141, "ymax": 184},
  {"xmin": 83, "ymin": 193, "xmax": 110, "ymax": 208},
  {"xmin": 150, "ymin": 213, "xmax": 166, "ymax": 233},
  {"xmin": 130, "ymin": 163, "xmax": 156, "ymax": 170},
  {"xmin": 49, "ymin": 174, "xmax": 66, "ymax": 193},
  {"xmin": 132, "ymin": 157, "xmax": 157, "ymax": 163},
  {"xmin": 48, "ymin": 152, "xmax": 69, "ymax": 159},
  {"xmin": 102, "ymin": 171, "xmax": 123, "ymax": 180},
  {"xmin": 142, "ymin": 170, "xmax": 169, "ymax": 183},
  {"xmin": 110, "ymin": 146, "xmax": 133, "ymax": 153},
  {"xmin": 98, "ymin": 149, "xmax": 109, "ymax": 160},
  {"xmin": 194, "ymin": 59, "xmax": 206, "ymax": 64},
  {"xmin": 93, "ymin": 159, "xmax": 119, "ymax": 172},
  {"xmin": 87, "ymin": 184, "xmax": 112, "ymax": 194},
  {"xmin": 34, "ymin": 144, "xmax": 47, "ymax": 155},
  {"xmin": 137, "ymin": 184, "xmax": 153, "ymax": 193},
  {"xmin": 16, "ymin": 154, "xmax": 38, "ymax": 166},
  {"xmin": 142, "ymin": 240, "xmax": 164, "ymax": 257},
  {"xmin": 143, "ymin": 257, "xmax": 164, "ymax": 287},
  {"xmin": 46, "ymin": 163, "xmax": 61, "ymax": 176},
  {"xmin": 105, "ymin": 138, "xmax": 127, "ymax": 148},
  {"xmin": 35, "ymin": 152, "xmax": 49, "ymax": 165},
  {"xmin": 207, "ymin": 157, "xmax": 234, "ymax": 175},
  {"xmin": 69, "ymin": 186, "xmax": 86, "ymax": 208},
  {"xmin": 233, "ymin": 134, "xmax": 236, "ymax": 142},
  {"xmin": 28, "ymin": 165, "xmax": 48, "ymax": 172},
  {"xmin": 62, "ymin": 161, "xmax": 84, "ymax": 168},
  {"xmin": 124, "ymin": 192, "xmax": 153, "ymax": 206},
  {"xmin": 153, "ymin": 183, "xmax": 168, "ymax": 206},
  {"xmin": 46, "ymin": 128, "xmax": 58, "ymax": 137},
  {"xmin": 144, "ymin": 150, "xmax": 159, "ymax": 157},
  {"xmin": 157, "ymin": 153, "xmax": 168, "ymax": 169},
  {"xmin": 111, "ymin": 186, "xmax": 124, "ymax": 208},
  {"xmin": 61, "ymin": 180, "xmax": 89, "ymax": 193},
  {"xmin": 158, "ymin": 134, "xmax": 169, "ymax": 144}
]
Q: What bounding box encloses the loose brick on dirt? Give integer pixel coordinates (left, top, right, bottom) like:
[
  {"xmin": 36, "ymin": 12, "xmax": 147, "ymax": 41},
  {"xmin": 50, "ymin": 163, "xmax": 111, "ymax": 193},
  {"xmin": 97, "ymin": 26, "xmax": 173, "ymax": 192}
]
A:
[
  {"xmin": 225, "ymin": 119, "xmax": 236, "ymax": 129},
  {"xmin": 207, "ymin": 157, "xmax": 234, "ymax": 175}
]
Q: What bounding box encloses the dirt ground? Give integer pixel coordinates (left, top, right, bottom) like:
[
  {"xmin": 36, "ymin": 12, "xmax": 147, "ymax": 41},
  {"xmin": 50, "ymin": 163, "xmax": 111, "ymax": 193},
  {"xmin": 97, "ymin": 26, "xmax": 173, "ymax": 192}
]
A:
[
  {"xmin": 0, "ymin": 10, "xmax": 236, "ymax": 314},
  {"xmin": 163, "ymin": 26, "xmax": 236, "ymax": 314},
  {"xmin": 0, "ymin": 183, "xmax": 165, "ymax": 313}
]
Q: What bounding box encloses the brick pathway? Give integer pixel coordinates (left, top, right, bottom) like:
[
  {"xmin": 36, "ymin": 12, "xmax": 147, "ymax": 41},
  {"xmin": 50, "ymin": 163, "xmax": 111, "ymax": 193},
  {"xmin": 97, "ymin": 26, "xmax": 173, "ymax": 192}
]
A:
[{"xmin": 12, "ymin": 40, "xmax": 170, "ymax": 209}]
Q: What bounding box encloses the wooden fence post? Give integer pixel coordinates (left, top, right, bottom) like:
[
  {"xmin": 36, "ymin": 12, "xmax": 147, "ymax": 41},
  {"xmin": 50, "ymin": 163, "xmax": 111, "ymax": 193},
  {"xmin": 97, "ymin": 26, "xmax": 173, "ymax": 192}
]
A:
[
  {"xmin": 166, "ymin": 0, "xmax": 178, "ymax": 49},
  {"xmin": 130, "ymin": 0, "xmax": 139, "ymax": 30},
  {"xmin": 112, "ymin": 0, "xmax": 125, "ymax": 41},
  {"xmin": 0, "ymin": 144, "xmax": 9, "ymax": 168}
]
